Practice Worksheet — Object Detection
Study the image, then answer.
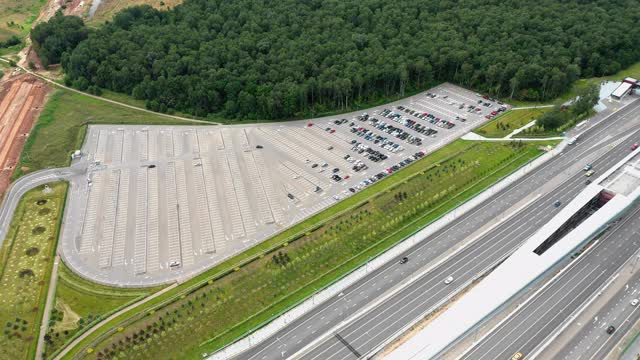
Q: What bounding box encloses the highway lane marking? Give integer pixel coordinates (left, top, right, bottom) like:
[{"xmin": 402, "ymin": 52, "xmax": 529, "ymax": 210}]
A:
[
  {"xmin": 308, "ymin": 200, "xmax": 565, "ymax": 360},
  {"xmin": 292, "ymin": 191, "xmax": 540, "ymax": 357},
  {"xmin": 586, "ymin": 303, "xmax": 640, "ymax": 360},
  {"xmin": 297, "ymin": 164, "xmax": 616, "ymax": 360},
  {"xmin": 246, "ymin": 173, "xmax": 556, "ymax": 359},
  {"xmin": 460, "ymin": 245, "xmax": 606, "ymax": 360},
  {"xmin": 239, "ymin": 101, "xmax": 640, "ymax": 360},
  {"xmin": 457, "ymin": 234, "xmax": 608, "ymax": 360},
  {"xmin": 499, "ymin": 268, "xmax": 611, "ymax": 360},
  {"xmin": 552, "ymin": 269, "xmax": 640, "ymax": 359},
  {"xmin": 526, "ymin": 212, "xmax": 640, "ymax": 359}
]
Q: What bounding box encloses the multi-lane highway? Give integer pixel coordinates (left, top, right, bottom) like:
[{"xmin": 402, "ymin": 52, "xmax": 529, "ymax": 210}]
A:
[
  {"xmin": 458, "ymin": 203, "xmax": 640, "ymax": 360},
  {"xmin": 535, "ymin": 250, "xmax": 640, "ymax": 360},
  {"xmin": 231, "ymin": 99, "xmax": 640, "ymax": 360}
]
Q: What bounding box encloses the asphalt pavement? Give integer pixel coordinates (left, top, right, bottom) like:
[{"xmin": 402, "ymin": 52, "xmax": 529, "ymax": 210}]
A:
[
  {"xmin": 458, "ymin": 203, "xmax": 640, "ymax": 360},
  {"xmin": 0, "ymin": 167, "xmax": 81, "ymax": 244},
  {"xmin": 230, "ymin": 99, "xmax": 640, "ymax": 360},
  {"xmin": 536, "ymin": 251, "xmax": 640, "ymax": 360}
]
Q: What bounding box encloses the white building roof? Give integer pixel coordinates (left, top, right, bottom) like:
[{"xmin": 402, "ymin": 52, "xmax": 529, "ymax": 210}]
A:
[
  {"xmin": 612, "ymin": 82, "xmax": 633, "ymax": 98},
  {"xmin": 386, "ymin": 148, "xmax": 640, "ymax": 360}
]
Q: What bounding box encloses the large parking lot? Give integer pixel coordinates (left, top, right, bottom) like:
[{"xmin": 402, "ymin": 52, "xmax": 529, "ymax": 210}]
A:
[{"xmin": 60, "ymin": 83, "xmax": 507, "ymax": 286}]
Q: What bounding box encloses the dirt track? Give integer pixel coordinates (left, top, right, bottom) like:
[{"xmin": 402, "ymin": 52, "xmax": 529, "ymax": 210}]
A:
[{"xmin": 0, "ymin": 74, "xmax": 49, "ymax": 196}]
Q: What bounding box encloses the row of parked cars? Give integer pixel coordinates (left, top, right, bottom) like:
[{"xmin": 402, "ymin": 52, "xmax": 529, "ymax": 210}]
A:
[
  {"xmin": 357, "ymin": 113, "xmax": 422, "ymax": 146},
  {"xmin": 381, "ymin": 108, "xmax": 438, "ymax": 137},
  {"xmin": 397, "ymin": 106, "xmax": 457, "ymax": 129},
  {"xmin": 350, "ymin": 125, "xmax": 406, "ymax": 152},
  {"xmin": 343, "ymin": 150, "xmax": 426, "ymax": 195},
  {"xmin": 347, "ymin": 145, "xmax": 388, "ymax": 163},
  {"xmin": 386, "ymin": 151, "xmax": 426, "ymax": 174},
  {"xmin": 484, "ymin": 106, "xmax": 508, "ymax": 119}
]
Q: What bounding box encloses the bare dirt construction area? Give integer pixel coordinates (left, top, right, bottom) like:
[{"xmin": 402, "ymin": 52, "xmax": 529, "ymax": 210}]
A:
[{"xmin": 0, "ymin": 74, "xmax": 49, "ymax": 196}]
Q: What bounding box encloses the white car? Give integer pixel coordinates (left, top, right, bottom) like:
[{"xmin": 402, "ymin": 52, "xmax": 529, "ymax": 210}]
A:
[
  {"xmin": 444, "ymin": 276, "xmax": 454, "ymax": 285},
  {"xmin": 631, "ymin": 299, "xmax": 639, "ymax": 306}
]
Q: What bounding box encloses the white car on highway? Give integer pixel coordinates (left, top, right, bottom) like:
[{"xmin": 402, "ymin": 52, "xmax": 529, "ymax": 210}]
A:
[{"xmin": 444, "ymin": 276, "xmax": 454, "ymax": 285}]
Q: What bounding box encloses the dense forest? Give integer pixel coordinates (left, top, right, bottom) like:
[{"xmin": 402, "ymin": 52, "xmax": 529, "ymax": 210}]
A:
[
  {"xmin": 43, "ymin": 0, "xmax": 640, "ymax": 119},
  {"xmin": 31, "ymin": 12, "xmax": 87, "ymax": 67}
]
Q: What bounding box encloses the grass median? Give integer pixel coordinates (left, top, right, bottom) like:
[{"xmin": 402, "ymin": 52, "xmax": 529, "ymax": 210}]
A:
[
  {"xmin": 0, "ymin": 182, "xmax": 67, "ymax": 360},
  {"xmin": 61, "ymin": 139, "xmax": 552, "ymax": 360}
]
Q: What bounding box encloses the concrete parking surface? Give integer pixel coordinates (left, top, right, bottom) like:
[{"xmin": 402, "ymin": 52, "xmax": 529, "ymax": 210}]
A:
[{"xmin": 58, "ymin": 84, "xmax": 503, "ymax": 286}]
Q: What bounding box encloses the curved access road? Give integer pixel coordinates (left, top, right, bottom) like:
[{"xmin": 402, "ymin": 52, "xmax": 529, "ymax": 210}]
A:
[{"xmin": 0, "ymin": 166, "xmax": 80, "ymax": 244}]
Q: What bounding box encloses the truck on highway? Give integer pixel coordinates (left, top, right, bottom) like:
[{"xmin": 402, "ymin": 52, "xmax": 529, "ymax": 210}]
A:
[{"xmin": 568, "ymin": 135, "xmax": 580, "ymax": 145}]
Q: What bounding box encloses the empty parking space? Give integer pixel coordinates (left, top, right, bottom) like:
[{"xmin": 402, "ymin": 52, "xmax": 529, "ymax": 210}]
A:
[
  {"xmin": 146, "ymin": 167, "xmax": 160, "ymax": 273},
  {"xmin": 174, "ymin": 160, "xmax": 195, "ymax": 267},
  {"xmin": 192, "ymin": 159, "xmax": 217, "ymax": 254},
  {"xmin": 111, "ymin": 168, "xmax": 129, "ymax": 267},
  {"xmin": 97, "ymin": 170, "xmax": 120, "ymax": 268},
  {"xmin": 164, "ymin": 162, "xmax": 182, "ymax": 267},
  {"xmin": 65, "ymin": 83, "xmax": 505, "ymax": 285},
  {"xmin": 79, "ymin": 171, "xmax": 105, "ymax": 255},
  {"xmin": 136, "ymin": 130, "xmax": 148, "ymax": 162},
  {"xmin": 218, "ymin": 151, "xmax": 247, "ymax": 239},
  {"xmin": 242, "ymin": 152, "xmax": 275, "ymax": 225},
  {"xmin": 133, "ymin": 167, "xmax": 148, "ymax": 275}
]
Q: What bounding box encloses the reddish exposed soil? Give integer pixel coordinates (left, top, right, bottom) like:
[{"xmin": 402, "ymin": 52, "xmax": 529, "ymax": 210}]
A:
[{"xmin": 0, "ymin": 74, "xmax": 49, "ymax": 196}]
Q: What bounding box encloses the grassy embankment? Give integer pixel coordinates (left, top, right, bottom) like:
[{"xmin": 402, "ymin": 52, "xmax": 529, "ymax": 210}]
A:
[
  {"xmin": 42, "ymin": 264, "xmax": 164, "ymax": 359},
  {"xmin": 13, "ymin": 90, "xmax": 199, "ymax": 178},
  {"xmin": 61, "ymin": 140, "xmax": 552, "ymax": 360},
  {"xmin": 475, "ymin": 108, "xmax": 552, "ymax": 138},
  {"xmin": 0, "ymin": 182, "xmax": 66, "ymax": 360}
]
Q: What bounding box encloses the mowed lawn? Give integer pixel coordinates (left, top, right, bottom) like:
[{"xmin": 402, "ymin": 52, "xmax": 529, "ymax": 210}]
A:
[
  {"xmin": 43, "ymin": 264, "xmax": 164, "ymax": 359},
  {"xmin": 15, "ymin": 90, "xmax": 197, "ymax": 177},
  {"xmin": 475, "ymin": 108, "xmax": 551, "ymax": 138},
  {"xmin": 73, "ymin": 140, "xmax": 549, "ymax": 360},
  {"xmin": 0, "ymin": 182, "xmax": 66, "ymax": 360}
]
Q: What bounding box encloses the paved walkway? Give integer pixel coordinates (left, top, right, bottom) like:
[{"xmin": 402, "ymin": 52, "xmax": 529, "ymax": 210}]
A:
[
  {"xmin": 511, "ymin": 104, "xmax": 555, "ymax": 110},
  {"xmin": 53, "ymin": 282, "xmax": 178, "ymax": 360},
  {"xmin": 461, "ymin": 132, "xmax": 564, "ymax": 141},
  {"xmin": 36, "ymin": 255, "xmax": 60, "ymax": 360}
]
